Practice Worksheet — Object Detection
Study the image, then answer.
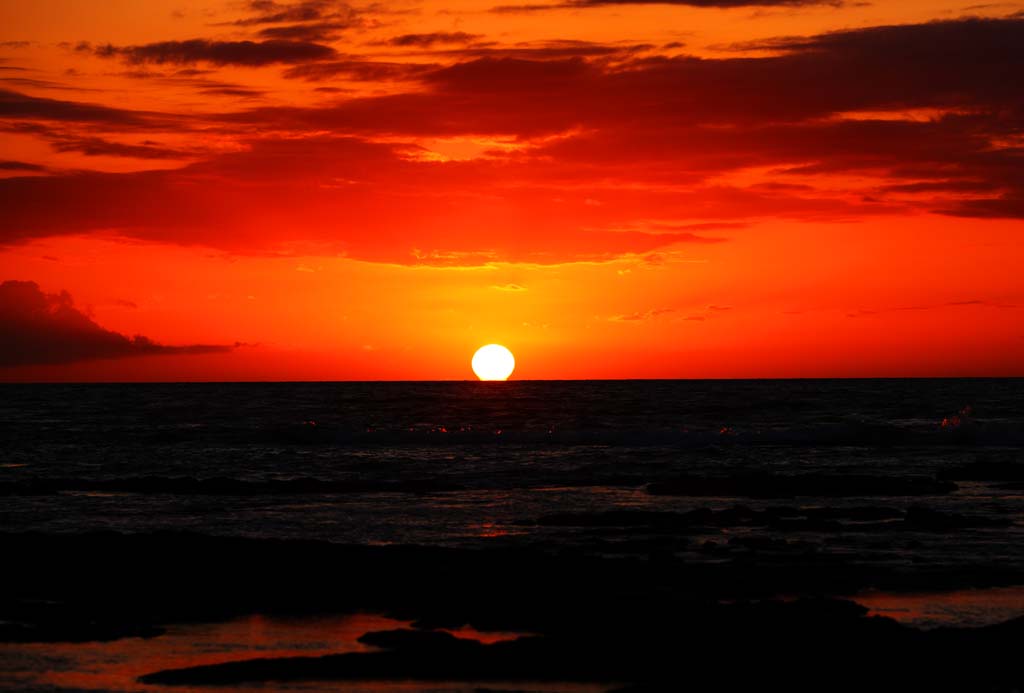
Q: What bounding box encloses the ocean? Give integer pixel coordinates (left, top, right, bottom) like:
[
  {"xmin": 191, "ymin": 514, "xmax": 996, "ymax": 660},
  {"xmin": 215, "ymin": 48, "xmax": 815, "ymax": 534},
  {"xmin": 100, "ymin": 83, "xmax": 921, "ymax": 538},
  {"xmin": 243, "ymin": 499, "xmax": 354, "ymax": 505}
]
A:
[
  {"xmin": 2, "ymin": 378, "xmax": 1024, "ymax": 560},
  {"xmin": 2, "ymin": 379, "xmax": 1023, "ymax": 691},
  {"xmin": 3, "ymin": 379, "xmax": 1023, "ymax": 562}
]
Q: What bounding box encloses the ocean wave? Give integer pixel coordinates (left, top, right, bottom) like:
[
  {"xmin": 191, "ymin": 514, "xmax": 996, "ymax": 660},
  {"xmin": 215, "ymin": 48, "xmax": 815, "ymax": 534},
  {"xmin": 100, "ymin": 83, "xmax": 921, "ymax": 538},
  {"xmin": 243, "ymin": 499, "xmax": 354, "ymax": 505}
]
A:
[
  {"xmin": 0, "ymin": 476, "xmax": 464, "ymax": 496},
  {"xmin": 646, "ymin": 473, "xmax": 957, "ymax": 498},
  {"xmin": 74, "ymin": 418, "xmax": 1024, "ymax": 448}
]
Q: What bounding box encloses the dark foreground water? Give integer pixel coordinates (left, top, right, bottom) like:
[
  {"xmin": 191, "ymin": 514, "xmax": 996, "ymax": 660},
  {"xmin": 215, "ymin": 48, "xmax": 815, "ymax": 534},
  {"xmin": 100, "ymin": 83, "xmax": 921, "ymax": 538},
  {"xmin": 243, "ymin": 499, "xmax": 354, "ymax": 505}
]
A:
[
  {"xmin": 2, "ymin": 379, "xmax": 1023, "ymax": 691},
  {"xmin": 3, "ymin": 379, "xmax": 1023, "ymax": 562}
]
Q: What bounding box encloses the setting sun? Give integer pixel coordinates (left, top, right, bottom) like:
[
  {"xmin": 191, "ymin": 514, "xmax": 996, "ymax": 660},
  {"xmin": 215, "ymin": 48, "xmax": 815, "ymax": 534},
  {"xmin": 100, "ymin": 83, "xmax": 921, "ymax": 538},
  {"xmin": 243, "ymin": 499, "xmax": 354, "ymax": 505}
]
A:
[{"xmin": 471, "ymin": 344, "xmax": 515, "ymax": 381}]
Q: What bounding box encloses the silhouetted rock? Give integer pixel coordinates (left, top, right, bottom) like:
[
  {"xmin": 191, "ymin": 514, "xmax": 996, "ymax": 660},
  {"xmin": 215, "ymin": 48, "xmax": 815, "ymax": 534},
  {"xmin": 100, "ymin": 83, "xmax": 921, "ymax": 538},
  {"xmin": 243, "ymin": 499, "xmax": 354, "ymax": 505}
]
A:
[
  {"xmin": 938, "ymin": 460, "xmax": 1024, "ymax": 481},
  {"xmin": 357, "ymin": 628, "xmax": 485, "ymax": 652},
  {"xmin": 2, "ymin": 529, "xmax": 1022, "ymax": 693},
  {"xmin": 0, "ymin": 531, "xmax": 869, "ymax": 643},
  {"xmin": 0, "ymin": 620, "xmax": 163, "ymax": 643}
]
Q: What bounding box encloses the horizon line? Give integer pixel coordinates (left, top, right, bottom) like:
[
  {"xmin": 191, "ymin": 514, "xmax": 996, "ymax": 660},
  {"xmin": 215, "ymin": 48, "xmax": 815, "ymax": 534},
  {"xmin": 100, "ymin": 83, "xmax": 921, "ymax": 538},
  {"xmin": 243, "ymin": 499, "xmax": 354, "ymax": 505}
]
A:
[{"xmin": 2, "ymin": 375, "xmax": 1023, "ymax": 385}]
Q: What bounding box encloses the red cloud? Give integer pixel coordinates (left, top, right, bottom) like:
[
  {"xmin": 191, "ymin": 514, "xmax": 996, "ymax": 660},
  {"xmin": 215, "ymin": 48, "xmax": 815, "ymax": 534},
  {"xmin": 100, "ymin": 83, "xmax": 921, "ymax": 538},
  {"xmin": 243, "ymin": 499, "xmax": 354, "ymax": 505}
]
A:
[
  {"xmin": 3, "ymin": 18, "xmax": 1023, "ymax": 263},
  {"xmin": 93, "ymin": 39, "xmax": 337, "ymax": 66},
  {"xmin": 386, "ymin": 32, "xmax": 482, "ymax": 47},
  {"xmin": 235, "ymin": 0, "xmax": 358, "ymax": 26},
  {"xmin": 0, "ymin": 136, "xmax": 738, "ymax": 262},
  {"xmin": 493, "ymin": 0, "xmax": 841, "ymax": 10},
  {"xmin": 0, "ymin": 88, "xmax": 170, "ymax": 127}
]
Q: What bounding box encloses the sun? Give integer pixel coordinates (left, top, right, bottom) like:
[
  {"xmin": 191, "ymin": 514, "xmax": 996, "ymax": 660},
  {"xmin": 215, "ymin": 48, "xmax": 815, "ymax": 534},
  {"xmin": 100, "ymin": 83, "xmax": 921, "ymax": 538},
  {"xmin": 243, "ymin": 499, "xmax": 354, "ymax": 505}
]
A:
[{"xmin": 471, "ymin": 344, "xmax": 515, "ymax": 381}]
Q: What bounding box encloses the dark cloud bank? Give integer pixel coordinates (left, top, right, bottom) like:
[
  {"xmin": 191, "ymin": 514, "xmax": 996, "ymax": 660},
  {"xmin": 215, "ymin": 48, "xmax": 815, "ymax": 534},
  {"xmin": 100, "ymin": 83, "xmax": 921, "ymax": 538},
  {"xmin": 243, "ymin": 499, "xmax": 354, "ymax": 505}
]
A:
[
  {"xmin": 0, "ymin": 280, "xmax": 234, "ymax": 367},
  {"xmin": 91, "ymin": 39, "xmax": 337, "ymax": 67}
]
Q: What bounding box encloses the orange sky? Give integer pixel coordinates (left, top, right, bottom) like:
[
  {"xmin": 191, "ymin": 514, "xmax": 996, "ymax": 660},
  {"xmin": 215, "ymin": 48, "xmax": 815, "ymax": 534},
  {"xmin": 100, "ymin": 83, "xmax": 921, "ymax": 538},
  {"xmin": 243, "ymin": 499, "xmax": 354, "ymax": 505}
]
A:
[{"xmin": 1, "ymin": 0, "xmax": 1023, "ymax": 380}]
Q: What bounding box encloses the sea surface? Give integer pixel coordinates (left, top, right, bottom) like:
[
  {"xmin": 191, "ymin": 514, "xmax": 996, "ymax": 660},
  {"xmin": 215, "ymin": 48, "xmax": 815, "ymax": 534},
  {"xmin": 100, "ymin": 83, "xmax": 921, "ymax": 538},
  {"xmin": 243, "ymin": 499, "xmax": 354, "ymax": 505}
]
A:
[
  {"xmin": 3, "ymin": 379, "xmax": 1024, "ymax": 691},
  {"xmin": 2, "ymin": 379, "xmax": 1022, "ymax": 570}
]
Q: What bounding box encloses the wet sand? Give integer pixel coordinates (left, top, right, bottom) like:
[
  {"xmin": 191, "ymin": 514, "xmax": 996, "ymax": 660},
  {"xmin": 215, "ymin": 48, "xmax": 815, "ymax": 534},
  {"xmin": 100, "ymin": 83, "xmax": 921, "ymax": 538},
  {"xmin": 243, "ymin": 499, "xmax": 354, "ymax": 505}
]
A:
[
  {"xmin": 854, "ymin": 585, "xmax": 1024, "ymax": 629},
  {"xmin": 0, "ymin": 613, "xmax": 571, "ymax": 692}
]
